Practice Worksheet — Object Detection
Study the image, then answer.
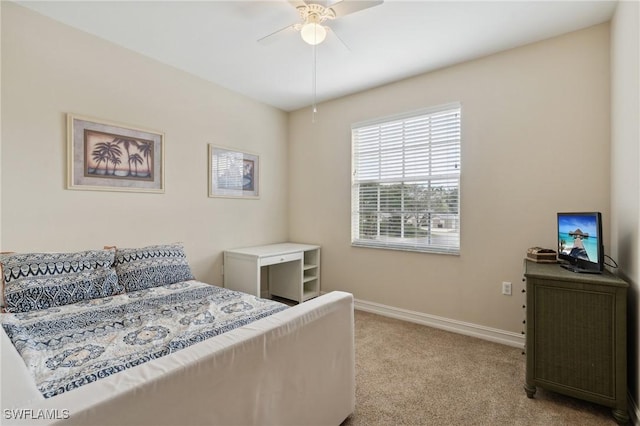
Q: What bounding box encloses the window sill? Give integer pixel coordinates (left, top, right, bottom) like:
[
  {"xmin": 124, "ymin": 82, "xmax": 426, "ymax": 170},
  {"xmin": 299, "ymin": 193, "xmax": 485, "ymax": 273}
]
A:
[{"xmin": 351, "ymin": 241, "xmax": 460, "ymax": 256}]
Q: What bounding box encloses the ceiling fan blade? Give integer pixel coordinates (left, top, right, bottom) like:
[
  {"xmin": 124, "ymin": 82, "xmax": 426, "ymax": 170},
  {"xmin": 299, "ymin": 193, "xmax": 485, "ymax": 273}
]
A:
[
  {"xmin": 326, "ymin": 26, "xmax": 351, "ymax": 52},
  {"xmin": 257, "ymin": 23, "xmax": 297, "ymax": 45},
  {"xmin": 329, "ymin": 0, "xmax": 383, "ymax": 18},
  {"xmin": 287, "ymin": 0, "xmax": 309, "ymax": 10}
]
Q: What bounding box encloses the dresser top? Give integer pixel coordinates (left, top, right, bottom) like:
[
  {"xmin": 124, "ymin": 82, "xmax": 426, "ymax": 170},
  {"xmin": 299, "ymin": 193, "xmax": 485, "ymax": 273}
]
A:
[
  {"xmin": 524, "ymin": 259, "xmax": 628, "ymax": 287},
  {"xmin": 225, "ymin": 242, "xmax": 320, "ymax": 257}
]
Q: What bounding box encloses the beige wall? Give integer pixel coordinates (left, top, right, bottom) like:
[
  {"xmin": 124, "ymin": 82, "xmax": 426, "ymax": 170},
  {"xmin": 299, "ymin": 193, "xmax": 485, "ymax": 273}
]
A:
[
  {"xmin": 289, "ymin": 24, "xmax": 611, "ymax": 333},
  {"xmin": 611, "ymin": 0, "xmax": 640, "ymax": 410},
  {"xmin": 0, "ymin": 2, "xmax": 289, "ymax": 284},
  {"xmin": 0, "ymin": 2, "xmax": 621, "ymax": 339}
]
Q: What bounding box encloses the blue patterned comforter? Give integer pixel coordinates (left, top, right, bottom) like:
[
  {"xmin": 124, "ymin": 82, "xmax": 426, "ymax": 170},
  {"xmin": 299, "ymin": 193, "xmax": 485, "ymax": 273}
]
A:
[{"xmin": 1, "ymin": 281, "xmax": 287, "ymax": 398}]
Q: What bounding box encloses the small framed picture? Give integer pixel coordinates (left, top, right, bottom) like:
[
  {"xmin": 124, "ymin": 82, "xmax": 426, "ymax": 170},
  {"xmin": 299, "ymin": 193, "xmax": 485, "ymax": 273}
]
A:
[
  {"xmin": 67, "ymin": 114, "xmax": 164, "ymax": 193},
  {"xmin": 208, "ymin": 145, "xmax": 259, "ymax": 199}
]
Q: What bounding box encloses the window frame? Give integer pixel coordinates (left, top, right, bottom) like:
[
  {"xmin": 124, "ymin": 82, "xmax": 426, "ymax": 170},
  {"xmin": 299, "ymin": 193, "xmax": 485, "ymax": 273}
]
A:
[{"xmin": 350, "ymin": 103, "xmax": 462, "ymax": 255}]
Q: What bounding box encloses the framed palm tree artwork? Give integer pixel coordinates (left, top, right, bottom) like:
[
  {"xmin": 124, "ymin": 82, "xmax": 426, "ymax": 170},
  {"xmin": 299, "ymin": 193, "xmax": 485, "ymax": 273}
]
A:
[
  {"xmin": 67, "ymin": 114, "xmax": 164, "ymax": 193},
  {"xmin": 208, "ymin": 145, "xmax": 259, "ymax": 199}
]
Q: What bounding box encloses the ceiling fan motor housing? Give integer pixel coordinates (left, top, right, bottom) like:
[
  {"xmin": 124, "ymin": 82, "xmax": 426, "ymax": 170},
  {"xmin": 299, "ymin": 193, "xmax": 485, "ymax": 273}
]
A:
[{"xmin": 297, "ymin": 3, "xmax": 336, "ymax": 24}]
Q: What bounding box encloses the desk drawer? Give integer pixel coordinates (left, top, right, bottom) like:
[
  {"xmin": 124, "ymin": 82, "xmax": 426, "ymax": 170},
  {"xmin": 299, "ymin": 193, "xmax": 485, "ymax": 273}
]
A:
[{"xmin": 260, "ymin": 252, "xmax": 302, "ymax": 266}]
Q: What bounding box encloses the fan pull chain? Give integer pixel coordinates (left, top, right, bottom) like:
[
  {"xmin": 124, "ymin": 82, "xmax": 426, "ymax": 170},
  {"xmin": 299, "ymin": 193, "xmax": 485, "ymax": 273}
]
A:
[{"xmin": 312, "ymin": 43, "xmax": 318, "ymax": 123}]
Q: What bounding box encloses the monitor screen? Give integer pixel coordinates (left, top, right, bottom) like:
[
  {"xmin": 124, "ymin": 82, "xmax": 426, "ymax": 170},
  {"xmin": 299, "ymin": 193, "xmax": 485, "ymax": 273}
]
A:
[{"xmin": 557, "ymin": 212, "xmax": 603, "ymax": 272}]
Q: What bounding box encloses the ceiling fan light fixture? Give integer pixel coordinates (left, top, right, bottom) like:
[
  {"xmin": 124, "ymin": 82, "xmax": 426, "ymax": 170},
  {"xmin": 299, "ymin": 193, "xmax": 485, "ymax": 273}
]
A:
[{"xmin": 300, "ymin": 22, "xmax": 327, "ymax": 45}]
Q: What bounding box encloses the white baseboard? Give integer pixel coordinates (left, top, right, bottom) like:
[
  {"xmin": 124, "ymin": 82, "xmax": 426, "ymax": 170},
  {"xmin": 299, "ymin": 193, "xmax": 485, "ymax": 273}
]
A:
[{"xmin": 353, "ymin": 298, "xmax": 525, "ymax": 348}]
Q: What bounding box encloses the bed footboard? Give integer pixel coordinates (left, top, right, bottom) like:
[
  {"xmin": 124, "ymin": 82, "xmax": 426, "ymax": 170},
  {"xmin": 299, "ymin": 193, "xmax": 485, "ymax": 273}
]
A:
[{"xmin": 1, "ymin": 291, "xmax": 355, "ymax": 426}]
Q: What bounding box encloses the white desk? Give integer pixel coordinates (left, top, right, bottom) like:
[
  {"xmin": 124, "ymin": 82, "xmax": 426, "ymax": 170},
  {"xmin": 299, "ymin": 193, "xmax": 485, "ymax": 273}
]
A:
[{"xmin": 223, "ymin": 243, "xmax": 320, "ymax": 303}]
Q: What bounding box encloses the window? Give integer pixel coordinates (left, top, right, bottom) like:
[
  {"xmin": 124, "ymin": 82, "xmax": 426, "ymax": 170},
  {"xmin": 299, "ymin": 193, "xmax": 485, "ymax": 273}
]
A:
[{"xmin": 351, "ymin": 103, "xmax": 461, "ymax": 254}]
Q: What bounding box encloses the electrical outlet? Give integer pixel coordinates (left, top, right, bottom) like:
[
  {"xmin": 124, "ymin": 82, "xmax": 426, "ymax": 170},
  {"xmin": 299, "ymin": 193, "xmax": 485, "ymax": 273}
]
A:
[{"xmin": 502, "ymin": 281, "xmax": 512, "ymax": 296}]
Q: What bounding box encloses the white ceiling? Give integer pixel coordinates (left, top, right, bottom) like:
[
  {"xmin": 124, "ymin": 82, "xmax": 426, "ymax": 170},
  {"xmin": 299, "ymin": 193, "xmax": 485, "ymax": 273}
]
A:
[{"xmin": 17, "ymin": 0, "xmax": 618, "ymax": 111}]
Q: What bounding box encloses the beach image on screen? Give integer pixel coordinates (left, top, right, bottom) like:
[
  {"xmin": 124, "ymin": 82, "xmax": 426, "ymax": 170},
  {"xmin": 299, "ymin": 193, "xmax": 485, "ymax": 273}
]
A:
[{"xmin": 558, "ymin": 215, "xmax": 599, "ymax": 263}]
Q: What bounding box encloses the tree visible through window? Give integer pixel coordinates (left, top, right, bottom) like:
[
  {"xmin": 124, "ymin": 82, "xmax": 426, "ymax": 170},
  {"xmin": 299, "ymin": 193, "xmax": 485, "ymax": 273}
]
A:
[{"xmin": 351, "ymin": 104, "xmax": 461, "ymax": 254}]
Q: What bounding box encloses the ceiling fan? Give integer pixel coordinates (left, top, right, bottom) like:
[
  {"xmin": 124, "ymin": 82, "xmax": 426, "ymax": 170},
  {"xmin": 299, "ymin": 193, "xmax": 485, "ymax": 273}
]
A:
[{"xmin": 258, "ymin": 0, "xmax": 383, "ymax": 46}]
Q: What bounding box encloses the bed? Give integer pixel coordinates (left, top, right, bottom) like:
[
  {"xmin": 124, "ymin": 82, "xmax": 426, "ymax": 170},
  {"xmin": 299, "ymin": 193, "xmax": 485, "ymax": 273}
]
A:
[{"xmin": 0, "ymin": 244, "xmax": 355, "ymax": 425}]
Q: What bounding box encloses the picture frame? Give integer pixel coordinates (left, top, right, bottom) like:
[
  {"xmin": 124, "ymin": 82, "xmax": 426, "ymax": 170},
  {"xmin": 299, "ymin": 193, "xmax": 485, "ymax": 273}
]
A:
[
  {"xmin": 67, "ymin": 114, "xmax": 164, "ymax": 193},
  {"xmin": 208, "ymin": 145, "xmax": 259, "ymax": 199}
]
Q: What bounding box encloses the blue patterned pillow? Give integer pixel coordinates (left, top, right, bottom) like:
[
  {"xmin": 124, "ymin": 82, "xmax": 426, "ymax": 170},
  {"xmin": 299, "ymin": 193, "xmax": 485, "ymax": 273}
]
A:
[
  {"xmin": 115, "ymin": 243, "xmax": 195, "ymax": 292},
  {"xmin": 1, "ymin": 250, "xmax": 122, "ymax": 313}
]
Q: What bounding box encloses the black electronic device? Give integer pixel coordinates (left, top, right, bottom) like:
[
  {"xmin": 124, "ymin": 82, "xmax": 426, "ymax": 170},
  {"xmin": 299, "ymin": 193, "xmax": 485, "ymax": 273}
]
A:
[{"xmin": 557, "ymin": 212, "xmax": 604, "ymax": 273}]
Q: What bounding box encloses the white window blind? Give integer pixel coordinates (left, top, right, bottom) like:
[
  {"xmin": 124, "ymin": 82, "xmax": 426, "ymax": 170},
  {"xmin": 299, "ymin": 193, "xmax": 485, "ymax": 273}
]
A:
[{"xmin": 351, "ymin": 103, "xmax": 461, "ymax": 254}]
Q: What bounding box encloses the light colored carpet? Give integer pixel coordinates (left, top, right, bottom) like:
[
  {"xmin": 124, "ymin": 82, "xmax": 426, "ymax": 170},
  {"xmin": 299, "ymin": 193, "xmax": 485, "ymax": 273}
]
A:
[{"xmin": 342, "ymin": 310, "xmax": 618, "ymax": 425}]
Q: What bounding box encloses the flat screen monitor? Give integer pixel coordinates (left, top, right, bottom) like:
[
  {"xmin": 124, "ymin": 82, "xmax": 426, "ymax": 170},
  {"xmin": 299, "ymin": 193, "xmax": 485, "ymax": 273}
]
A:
[{"xmin": 557, "ymin": 212, "xmax": 604, "ymax": 273}]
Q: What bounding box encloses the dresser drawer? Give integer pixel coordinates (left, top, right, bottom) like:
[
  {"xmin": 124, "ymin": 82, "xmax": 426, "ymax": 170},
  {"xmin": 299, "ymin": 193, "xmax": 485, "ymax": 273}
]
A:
[{"xmin": 260, "ymin": 252, "xmax": 302, "ymax": 266}]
